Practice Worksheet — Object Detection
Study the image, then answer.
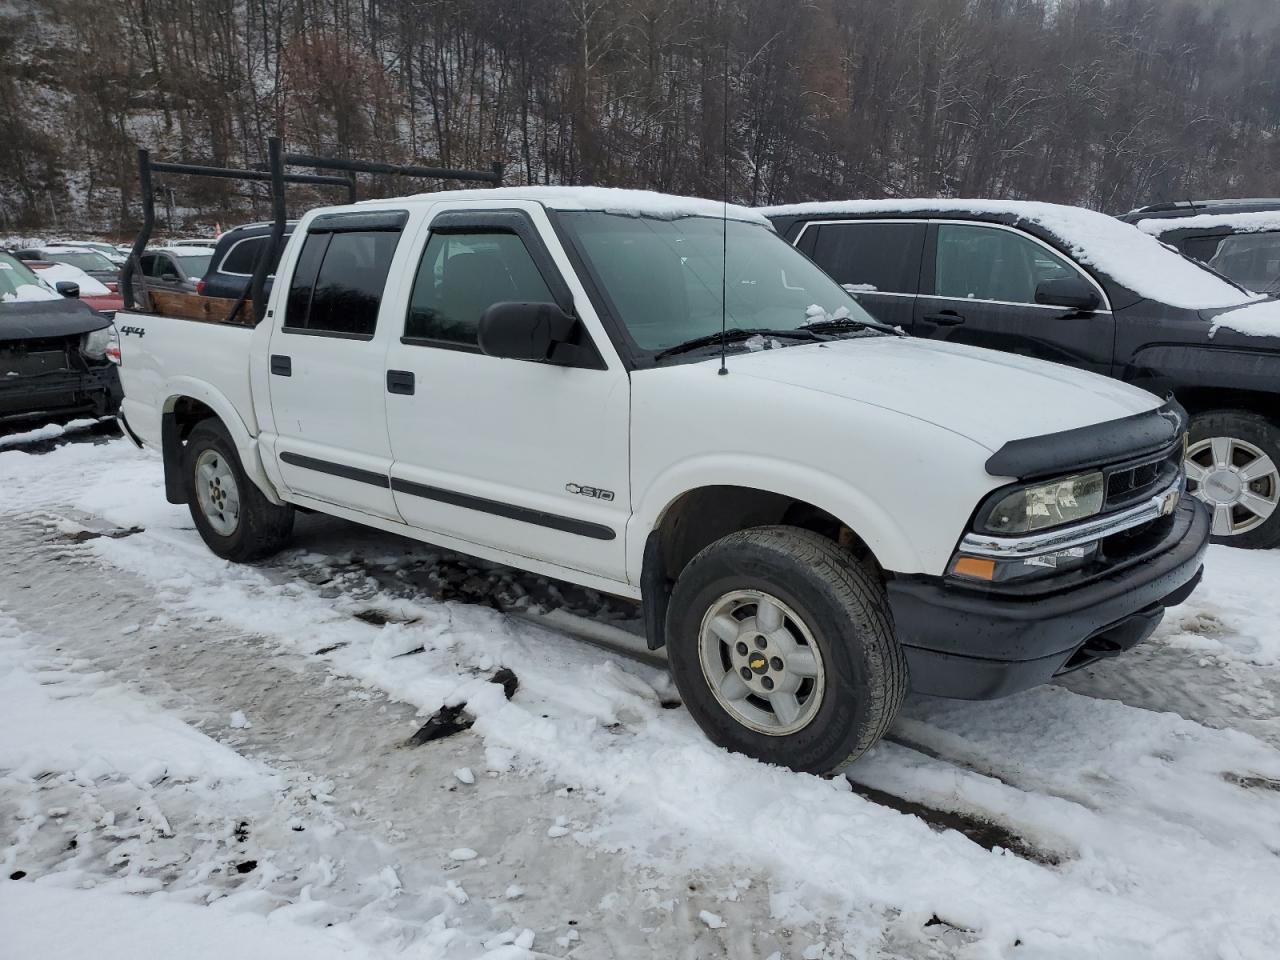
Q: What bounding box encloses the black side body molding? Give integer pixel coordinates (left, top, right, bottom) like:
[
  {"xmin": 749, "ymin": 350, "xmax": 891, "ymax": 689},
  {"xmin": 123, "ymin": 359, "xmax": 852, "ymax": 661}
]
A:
[
  {"xmin": 278, "ymin": 452, "xmax": 615, "ymax": 541},
  {"xmin": 279, "ymin": 451, "xmax": 391, "ymax": 488},
  {"xmin": 985, "ymin": 399, "xmax": 1186, "ymax": 480}
]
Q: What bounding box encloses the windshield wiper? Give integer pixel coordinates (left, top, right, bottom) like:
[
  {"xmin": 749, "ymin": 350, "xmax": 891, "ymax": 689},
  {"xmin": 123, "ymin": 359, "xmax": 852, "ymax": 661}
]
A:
[
  {"xmin": 653, "ymin": 327, "xmax": 823, "ymax": 361},
  {"xmin": 800, "ymin": 315, "xmax": 899, "ymax": 336}
]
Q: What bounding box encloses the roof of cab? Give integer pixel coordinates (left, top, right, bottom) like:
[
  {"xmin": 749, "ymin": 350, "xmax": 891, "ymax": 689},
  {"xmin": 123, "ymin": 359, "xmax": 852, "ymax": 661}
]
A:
[{"xmin": 354, "ymin": 185, "xmax": 770, "ymax": 225}]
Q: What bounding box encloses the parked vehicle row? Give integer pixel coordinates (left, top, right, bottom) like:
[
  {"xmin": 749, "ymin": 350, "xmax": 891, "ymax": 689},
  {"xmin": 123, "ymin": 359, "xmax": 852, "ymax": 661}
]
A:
[
  {"xmin": 761, "ymin": 199, "xmax": 1280, "ymax": 548},
  {"xmin": 110, "ymin": 186, "xmax": 1209, "ymax": 773}
]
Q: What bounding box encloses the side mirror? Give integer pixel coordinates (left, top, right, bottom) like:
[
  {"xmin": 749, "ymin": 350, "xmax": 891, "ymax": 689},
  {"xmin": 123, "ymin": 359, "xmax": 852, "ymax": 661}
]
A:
[
  {"xmin": 54, "ymin": 281, "xmax": 80, "ymax": 299},
  {"xmin": 161, "ymin": 271, "xmax": 180, "ymax": 281},
  {"xmin": 478, "ymin": 302, "xmax": 586, "ymax": 365},
  {"xmin": 1035, "ymin": 277, "xmax": 1099, "ymax": 311}
]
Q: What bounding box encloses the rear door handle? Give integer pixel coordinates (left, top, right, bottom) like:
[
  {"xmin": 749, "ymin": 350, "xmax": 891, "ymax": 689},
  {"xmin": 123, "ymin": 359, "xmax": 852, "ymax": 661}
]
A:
[
  {"xmin": 270, "ymin": 354, "xmax": 291, "ymax": 376},
  {"xmin": 386, "ymin": 370, "xmax": 415, "ymax": 395},
  {"xmin": 922, "ymin": 311, "xmax": 965, "ymax": 327}
]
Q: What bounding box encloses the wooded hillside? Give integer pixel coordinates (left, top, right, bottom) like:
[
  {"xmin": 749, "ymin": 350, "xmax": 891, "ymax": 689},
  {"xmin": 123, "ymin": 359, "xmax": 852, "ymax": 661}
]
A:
[{"xmin": 2, "ymin": 0, "xmax": 1278, "ymax": 233}]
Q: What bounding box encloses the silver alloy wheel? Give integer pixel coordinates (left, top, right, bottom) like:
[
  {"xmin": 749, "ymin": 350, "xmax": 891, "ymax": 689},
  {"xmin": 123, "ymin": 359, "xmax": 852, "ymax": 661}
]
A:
[
  {"xmin": 1185, "ymin": 435, "xmax": 1279, "ymax": 537},
  {"xmin": 697, "ymin": 589, "xmax": 826, "ymax": 736},
  {"xmin": 194, "ymin": 448, "xmax": 241, "ymax": 537}
]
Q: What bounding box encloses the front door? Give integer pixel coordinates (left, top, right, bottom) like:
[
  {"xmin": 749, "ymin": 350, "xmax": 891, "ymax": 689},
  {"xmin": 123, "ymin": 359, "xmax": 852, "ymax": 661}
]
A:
[
  {"xmin": 265, "ymin": 211, "xmax": 410, "ymax": 519},
  {"xmin": 913, "ymin": 221, "xmax": 1115, "ymax": 375},
  {"xmin": 382, "ymin": 206, "xmax": 631, "ymax": 581}
]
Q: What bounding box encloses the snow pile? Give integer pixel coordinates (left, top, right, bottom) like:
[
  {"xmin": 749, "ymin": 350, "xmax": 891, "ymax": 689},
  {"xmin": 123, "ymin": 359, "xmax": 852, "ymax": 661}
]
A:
[
  {"xmin": 759, "ymin": 198, "xmax": 1257, "ymax": 309},
  {"xmin": 367, "ymin": 186, "xmax": 770, "ymax": 225},
  {"xmin": 1137, "ymin": 210, "xmax": 1280, "ymax": 236},
  {"xmin": 1206, "ymin": 298, "xmax": 1280, "ymax": 337},
  {"xmin": 0, "ymin": 418, "xmax": 105, "ymax": 450}
]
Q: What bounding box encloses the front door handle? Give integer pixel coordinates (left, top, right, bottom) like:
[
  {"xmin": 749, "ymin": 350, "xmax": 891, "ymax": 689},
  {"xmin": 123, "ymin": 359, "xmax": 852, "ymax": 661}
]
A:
[
  {"xmin": 386, "ymin": 369, "xmax": 415, "ymax": 395},
  {"xmin": 922, "ymin": 311, "xmax": 965, "ymax": 327},
  {"xmin": 270, "ymin": 354, "xmax": 291, "ymax": 376}
]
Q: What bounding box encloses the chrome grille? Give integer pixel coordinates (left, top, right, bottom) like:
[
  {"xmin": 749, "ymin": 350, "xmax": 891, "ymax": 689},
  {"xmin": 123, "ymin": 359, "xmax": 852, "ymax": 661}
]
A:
[{"xmin": 1104, "ymin": 445, "xmax": 1182, "ymax": 511}]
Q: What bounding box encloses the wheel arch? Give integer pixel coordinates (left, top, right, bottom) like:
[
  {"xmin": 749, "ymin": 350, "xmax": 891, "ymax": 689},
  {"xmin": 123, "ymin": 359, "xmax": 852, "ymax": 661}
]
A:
[
  {"xmin": 632, "ymin": 470, "xmax": 920, "ymax": 650},
  {"xmin": 160, "ymin": 377, "xmax": 283, "ymax": 506}
]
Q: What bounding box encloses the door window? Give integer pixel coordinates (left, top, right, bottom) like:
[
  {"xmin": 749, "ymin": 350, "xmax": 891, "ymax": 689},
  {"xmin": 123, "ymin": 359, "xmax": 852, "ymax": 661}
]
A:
[
  {"xmin": 810, "ymin": 222, "xmax": 924, "ymax": 294},
  {"xmin": 404, "ymin": 231, "xmax": 554, "ymax": 346},
  {"xmin": 1207, "ymin": 232, "xmax": 1280, "ymax": 294},
  {"xmin": 934, "ymin": 223, "xmax": 1078, "ymax": 304},
  {"xmin": 284, "ymin": 230, "xmax": 401, "ymax": 337}
]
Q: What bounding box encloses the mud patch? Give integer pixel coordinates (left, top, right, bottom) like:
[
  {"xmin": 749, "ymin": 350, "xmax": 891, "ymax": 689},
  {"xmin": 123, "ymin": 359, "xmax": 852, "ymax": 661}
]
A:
[
  {"xmin": 352, "ymin": 608, "xmax": 419, "ymax": 627},
  {"xmin": 60, "ymin": 525, "xmax": 144, "ymax": 542},
  {"xmin": 1224, "ymin": 772, "xmax": 1280, "ymax": 793},
  {"xmin": 846, "ymin": 780, "xmax": 1061, "ymax": 866}
]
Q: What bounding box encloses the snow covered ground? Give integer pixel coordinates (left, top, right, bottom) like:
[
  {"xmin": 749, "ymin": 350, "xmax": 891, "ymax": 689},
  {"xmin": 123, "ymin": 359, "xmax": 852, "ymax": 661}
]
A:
[{"xmin": 2, "ymin": 431, "xmax": 1279, "ymax": 959}]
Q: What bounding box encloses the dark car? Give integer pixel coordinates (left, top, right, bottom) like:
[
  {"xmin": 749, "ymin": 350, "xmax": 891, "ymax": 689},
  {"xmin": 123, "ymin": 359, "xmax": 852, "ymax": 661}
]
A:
[
  {"xmin": 0, "ymin": 251, "xmax": 120, "ymax": 425},
  {"xmin": 1119, "ymin": 201, "xmax": 1280, "ymax": 297},
  {"xmin": 762, "ymin": 199, "xmax": 1280, "ymax": 547},
  {"xmin": 15, "ymin": 246, "xmax": 121, "ymax": 289},
  {"xmin": 197, "ymin": 221, "xmax": 296, "ymax": 300}
]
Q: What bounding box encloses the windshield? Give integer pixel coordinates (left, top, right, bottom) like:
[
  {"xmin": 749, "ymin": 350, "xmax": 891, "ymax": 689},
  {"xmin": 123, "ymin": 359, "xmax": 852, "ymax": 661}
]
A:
[
  {"xmin": 560, "ymin": 213, "xmax": 879, "ymax": 353},
  {"xmin": 1206, "ymin": 233, "xmax": 1280, "ymax": 295},
  {"xmin": 47, "ymin": 250, "xmax": 115, "ymax": 272},
  {"xmin": 0, "ymin": 252, "xmax": 59, "ymax": 303}
]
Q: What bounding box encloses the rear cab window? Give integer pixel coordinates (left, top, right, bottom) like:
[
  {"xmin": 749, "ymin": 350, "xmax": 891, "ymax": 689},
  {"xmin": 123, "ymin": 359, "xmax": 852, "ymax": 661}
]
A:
[{"xmin": 283, "ymin": 211, "xmax": 408, "ymax": 339}]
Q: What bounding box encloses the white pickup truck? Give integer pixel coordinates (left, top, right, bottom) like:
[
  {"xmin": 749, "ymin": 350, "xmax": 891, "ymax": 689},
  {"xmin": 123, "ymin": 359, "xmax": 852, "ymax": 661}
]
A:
[{"xmin": 112, "ymin": 186, "xmax": 1209, "ymax": 772}]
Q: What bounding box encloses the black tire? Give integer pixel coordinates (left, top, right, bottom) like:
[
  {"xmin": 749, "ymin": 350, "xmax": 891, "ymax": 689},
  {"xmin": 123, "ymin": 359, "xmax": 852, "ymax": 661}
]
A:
[
  {"xmin": 183, "ymin": 419, "xmax": 294, "ymax": 562},
  {"xmin": 1187, "ymin": 410, "xmax": 1280, "ymax": 549},
  {"xmin": 665, "ymin": 525, "xmax": 907, "ymax": 774}
]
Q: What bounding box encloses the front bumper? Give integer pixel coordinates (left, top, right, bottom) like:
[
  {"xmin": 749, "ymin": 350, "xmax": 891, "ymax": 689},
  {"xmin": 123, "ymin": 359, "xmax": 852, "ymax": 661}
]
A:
[
  {"xmin": 0, "ymin": 364, "xmax": 122, "ymax": 424},
  {"xmin": 886, "ymin": 498, "xmax": 1209, "ymax": 699}
]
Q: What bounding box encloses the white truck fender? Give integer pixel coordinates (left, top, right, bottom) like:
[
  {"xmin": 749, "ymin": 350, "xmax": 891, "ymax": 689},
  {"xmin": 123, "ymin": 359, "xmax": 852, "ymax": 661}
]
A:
[
  {"xmin": 626, "ymin": 454, "xmax": 926, "ymax": 581},
  {"xmin": 161, "ymin": 375, "xmax": 285, "ymax": 506}
]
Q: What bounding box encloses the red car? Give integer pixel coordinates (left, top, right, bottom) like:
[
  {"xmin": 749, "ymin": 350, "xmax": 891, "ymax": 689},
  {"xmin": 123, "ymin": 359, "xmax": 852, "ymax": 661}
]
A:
[{"xmin": 28, "ymin": 261, "xmax": 124, "ymax": 316}]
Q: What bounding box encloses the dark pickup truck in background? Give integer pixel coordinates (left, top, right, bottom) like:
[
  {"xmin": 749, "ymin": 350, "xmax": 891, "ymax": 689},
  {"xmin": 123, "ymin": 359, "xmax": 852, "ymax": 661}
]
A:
[{"xmin": 763, "ymin": 199, "xmax": 1280, "ymax": 548}]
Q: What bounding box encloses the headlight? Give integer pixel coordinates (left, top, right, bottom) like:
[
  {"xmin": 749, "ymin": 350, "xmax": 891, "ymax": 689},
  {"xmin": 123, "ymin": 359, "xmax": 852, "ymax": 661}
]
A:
[
  {"xmin": 81, "ymin": 327, "xmax": 112, "ymax": 360},
  {"xmin": 983, "ymin": 471, "xmax": 1105, "ymax": 535}
]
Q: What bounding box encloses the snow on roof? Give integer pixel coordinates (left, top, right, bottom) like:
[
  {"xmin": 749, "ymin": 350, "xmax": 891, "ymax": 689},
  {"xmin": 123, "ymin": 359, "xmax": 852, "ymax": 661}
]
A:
[
  {"xmin": 365, "ymin": 185, "xmax": 770, "ymax": 225},
  {"xmin": 1136, "ymin": 210, "xmax": 1280, "ymax": 237},
  {"xmin": 153, "ymin": 246, "xmax": 217, "ymax": 257},
  {"xmin": 758, "ymin": 198, "xmax": 1256, "ymax": 310}
]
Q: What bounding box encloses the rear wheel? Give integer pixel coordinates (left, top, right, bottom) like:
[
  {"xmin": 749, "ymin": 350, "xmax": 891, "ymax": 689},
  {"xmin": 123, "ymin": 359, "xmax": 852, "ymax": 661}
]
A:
[
  {"xmin": 184, "ymin": 419, "xmax": 294, "ymax": 561},
  {"xmin": 1185, "ymin": 411, "xmax": 1280, "ymax": 549},
  {"xmin": 665, "ymin": 526, "xmax": 906, "ymax": 774}
]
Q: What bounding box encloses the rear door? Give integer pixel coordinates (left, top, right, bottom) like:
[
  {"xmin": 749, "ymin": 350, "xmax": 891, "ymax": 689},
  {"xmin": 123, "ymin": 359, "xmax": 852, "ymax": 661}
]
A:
[
  {"xmin": 381, "ymin": 204, "xmax": 631, "ymax": 581},
  {"xmin": 914, "ymin": 221, "xmax": 1115, "ymax": 375},
  {"xmin": 796, "ymin": 219, "xmax": 924, "ymax": 329},
  {"xmin": 263, "ymin": 210, "xmax": 410, "ymax": 519}
]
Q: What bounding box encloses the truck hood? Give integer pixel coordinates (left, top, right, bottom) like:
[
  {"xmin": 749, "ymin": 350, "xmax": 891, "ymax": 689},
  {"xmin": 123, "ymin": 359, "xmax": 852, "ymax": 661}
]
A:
[
  {"xmin": 726, "ymin": 335, "xmax": 1161, "ymax": 451},
  {"xmin": 0, "ymin": 298, "xmax": 111, "ymax": 341}
]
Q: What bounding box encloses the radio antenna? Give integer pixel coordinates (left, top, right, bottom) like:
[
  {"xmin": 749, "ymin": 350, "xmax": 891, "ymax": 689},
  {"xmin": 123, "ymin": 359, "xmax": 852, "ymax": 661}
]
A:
[{"xmin": 718, "ymin": 35, "xmax": 730, "ymax": 377}]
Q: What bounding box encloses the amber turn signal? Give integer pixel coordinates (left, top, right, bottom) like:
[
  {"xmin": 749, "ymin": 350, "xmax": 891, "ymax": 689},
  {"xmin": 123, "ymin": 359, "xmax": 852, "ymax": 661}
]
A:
[{"xmin": 951, "ymin": 556, "xmax": 996, "ymax": 581}]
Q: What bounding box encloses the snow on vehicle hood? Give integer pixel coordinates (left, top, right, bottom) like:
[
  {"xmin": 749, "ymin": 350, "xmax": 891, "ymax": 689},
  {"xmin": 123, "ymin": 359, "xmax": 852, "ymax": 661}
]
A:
[
  {"xmin": 726, "ymin": 335, "xmax": 1162, "ymax": 452},
  {"xmin": 759, "ymin": 198, "xmax": 1258, "ymax": 310},
  {"xmin": 1202, "ymin": 298, "xmax": 1280, "ymax": 338},
  {"xmin": 33, "ymin": 262, "xmax": 110, "ymax": 296},
  {"xmin": 0, "ymin": 283, "xmax": 60, "ymax": 304}
]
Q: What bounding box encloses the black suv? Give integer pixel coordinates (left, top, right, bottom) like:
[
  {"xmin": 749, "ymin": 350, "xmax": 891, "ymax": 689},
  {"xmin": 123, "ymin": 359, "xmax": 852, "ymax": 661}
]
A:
[
  {"xmin": 762, "ymin": 199, "xmax": 1280, "ymax": 548},
  {"xmin": 197, "ymin": 221, "xmax": 296, "ymax": 300},
  {"xmin": 1119, "ymin": 200, "xmax": 1280, "ymax": 297}
]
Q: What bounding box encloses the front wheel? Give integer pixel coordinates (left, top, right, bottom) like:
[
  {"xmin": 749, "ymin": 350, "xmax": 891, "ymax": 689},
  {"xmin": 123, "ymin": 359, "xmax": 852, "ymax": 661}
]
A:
[
  {"xmin": 1185, "ymin": 410, "xmax": 1280, "ymax": 549},
  {"xmin": 665, "ymin": 526, "xmax": 906, "ymax": 774},
  {"xmin": 184, "ymin": 419, "xmax": 295, "ymax": 562}
]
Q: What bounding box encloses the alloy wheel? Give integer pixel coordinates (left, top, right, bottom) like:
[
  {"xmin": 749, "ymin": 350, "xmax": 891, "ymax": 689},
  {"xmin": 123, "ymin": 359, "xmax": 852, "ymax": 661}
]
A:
[{"xmin": 1185, "ymin": 435, "xmax": 1279, "ymax": 537}]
